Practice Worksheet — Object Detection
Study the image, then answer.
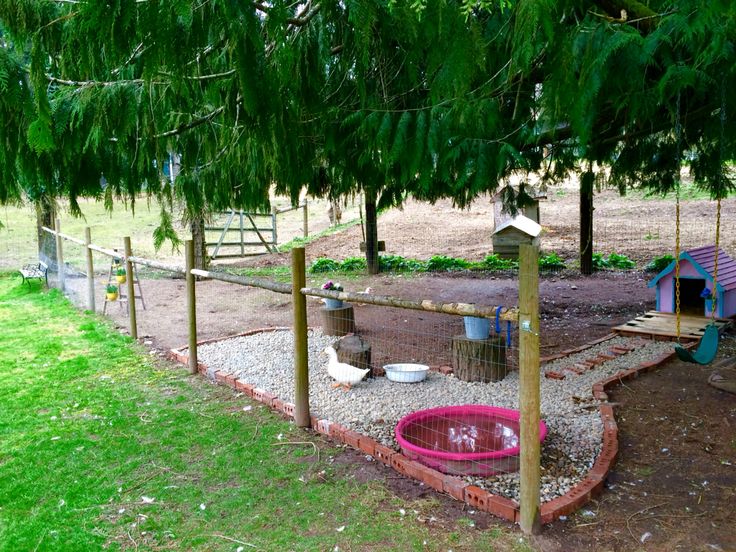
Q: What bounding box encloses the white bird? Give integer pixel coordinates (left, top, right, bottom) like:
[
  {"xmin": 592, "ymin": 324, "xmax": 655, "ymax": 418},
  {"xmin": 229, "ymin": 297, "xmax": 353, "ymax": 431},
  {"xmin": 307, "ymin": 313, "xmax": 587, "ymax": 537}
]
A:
[{"xmin": 324, "ymin": 346, "xmax": 370, "ymax": 390}]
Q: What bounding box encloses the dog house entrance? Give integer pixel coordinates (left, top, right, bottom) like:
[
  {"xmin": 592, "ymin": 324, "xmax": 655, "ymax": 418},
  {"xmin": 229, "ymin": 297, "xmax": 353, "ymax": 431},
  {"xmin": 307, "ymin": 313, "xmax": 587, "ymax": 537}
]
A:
[{"xmin": 678, "ymin": 278, "xmax": 707, "ymax": 315}]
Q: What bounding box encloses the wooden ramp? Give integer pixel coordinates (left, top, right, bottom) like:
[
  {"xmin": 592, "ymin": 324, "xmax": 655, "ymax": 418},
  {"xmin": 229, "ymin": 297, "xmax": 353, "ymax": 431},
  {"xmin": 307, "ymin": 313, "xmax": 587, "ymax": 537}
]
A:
[{"xmin": 613, "ymin": 311, "xmax": 732, "ymax": 341}]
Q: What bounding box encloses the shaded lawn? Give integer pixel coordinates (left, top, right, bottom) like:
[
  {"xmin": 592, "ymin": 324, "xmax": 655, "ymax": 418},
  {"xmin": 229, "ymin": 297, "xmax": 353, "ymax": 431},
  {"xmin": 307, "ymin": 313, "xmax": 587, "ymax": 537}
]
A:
[{"xmin": 0, "ymin": 276, "xmax": 529, "ymax": 551}]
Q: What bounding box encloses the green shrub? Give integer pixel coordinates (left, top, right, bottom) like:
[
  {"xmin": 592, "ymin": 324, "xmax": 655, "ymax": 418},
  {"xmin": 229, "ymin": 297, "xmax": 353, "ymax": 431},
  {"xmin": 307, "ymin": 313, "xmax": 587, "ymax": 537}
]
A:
[
  {"xmin": 606, "ymin": 252, "xmax": 636, "ymax": 269},
  {"xmin": 378, "ymin": 254, "xmax": 425, "ymax": 272},
  {"xmin": 309, "ymin": 257, "xmax": 341, "ymax": 273},
  {"xmin": 481, "ymin": 254, "xmax": 518, "ymax": 270},
  {"xmin": 592, "ymin": 253, "xmax": 609, "ymax": 270},
  {"xmin": 425, "ymin": 255, "xmax": 470, "ymax": 271},
  {"xmin": 645, "ymin": 254, "xmax": 675, "ymax": 272},
  {"xmin": 340, "ymin": 257, "xmax": 367, "ymax": 271},
  {"xmin": 590, "ymin": 252, "xmax": 636, "ymax": 271},
  {"xmin": 538, "ymin": 252, "xmax": 566, "ymax": 270}
]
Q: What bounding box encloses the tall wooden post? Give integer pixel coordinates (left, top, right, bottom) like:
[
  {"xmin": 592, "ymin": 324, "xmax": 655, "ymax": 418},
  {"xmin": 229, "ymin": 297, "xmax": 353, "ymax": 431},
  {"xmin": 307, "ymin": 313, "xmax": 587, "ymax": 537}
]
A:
[
  {"xmin": 185, "ymin": 240, "xmax": 198, "ymax": 374},
  {"xmin": 364, "ymin": 190, "xmax": 379, "ymax": 275},
  {"xmin": 519, "ymin": 244, "xmax": 541, "ymax": 534},
  {"xmin": 292, "ymin": 247, "xmax": 310, "ymax": 427},
  {"xmin": 55, "ymin": 218, "xmax": 65, "ymax": 292},
  {"xmin": 272, "ymin": 207, "xmax": 279, "ymax": 248},
  {"xmin": 302, "ymin": 200, "xmax": 309, "ymax": 238},
  {"xmin": 580, "ymin": 170, "xmax": 594, "ymax": 276},
  {"xmin": 123, "ymin": 237, "xmax": 138, "ymax": 340},
  {"xmin": 84, "ymin": 227, "xmax": 95, "ymax": 312}
]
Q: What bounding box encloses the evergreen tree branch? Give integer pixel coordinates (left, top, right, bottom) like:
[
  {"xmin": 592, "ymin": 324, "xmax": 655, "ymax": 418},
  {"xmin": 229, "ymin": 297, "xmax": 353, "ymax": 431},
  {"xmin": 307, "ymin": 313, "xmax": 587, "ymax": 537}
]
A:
[
  {"xmin": 153, "ymin": 106, "xmax": 227, "ymax": 139},
  {"xmin": 157, "ymin": 69, "xmax": 236, "ymax": 81},
  {"xmin": 47, "ymin": 75, "xmax": 149, "ymax": 87}
]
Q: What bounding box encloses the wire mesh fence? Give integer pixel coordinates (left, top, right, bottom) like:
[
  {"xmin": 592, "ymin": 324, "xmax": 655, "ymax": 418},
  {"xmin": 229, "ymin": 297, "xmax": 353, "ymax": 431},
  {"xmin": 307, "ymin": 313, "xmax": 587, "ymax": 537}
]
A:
[{"xmin": 19, "ymin": 192, "xmax": 735, "ymax": 518}]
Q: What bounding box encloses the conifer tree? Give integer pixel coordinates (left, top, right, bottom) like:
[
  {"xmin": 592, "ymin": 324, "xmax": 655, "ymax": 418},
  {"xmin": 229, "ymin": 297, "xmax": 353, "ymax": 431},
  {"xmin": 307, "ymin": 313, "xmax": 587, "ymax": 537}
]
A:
[{"xmin": 0, "ymin": 1, "xmax": 733, "ymax": 274}]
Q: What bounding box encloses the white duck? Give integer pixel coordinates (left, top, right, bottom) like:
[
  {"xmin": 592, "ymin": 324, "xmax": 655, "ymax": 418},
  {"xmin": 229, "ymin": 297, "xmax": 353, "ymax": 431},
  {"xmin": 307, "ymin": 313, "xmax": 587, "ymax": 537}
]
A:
[{"xmin": 324, "ymin": 346, "xmax": 370, "ymax": 390}]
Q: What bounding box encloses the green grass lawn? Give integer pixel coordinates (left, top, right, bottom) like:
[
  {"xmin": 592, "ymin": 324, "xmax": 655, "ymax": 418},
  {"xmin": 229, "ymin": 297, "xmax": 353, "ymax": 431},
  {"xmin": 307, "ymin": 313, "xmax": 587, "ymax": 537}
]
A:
[{"xmin": 0, "ymin": 275, "xmax": 528, "ymax": 551}]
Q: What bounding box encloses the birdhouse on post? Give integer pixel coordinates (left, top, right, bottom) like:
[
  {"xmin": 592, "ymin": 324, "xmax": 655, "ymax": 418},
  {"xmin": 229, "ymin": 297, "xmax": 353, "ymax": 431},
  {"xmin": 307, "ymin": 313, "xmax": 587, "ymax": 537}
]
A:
[{"xmin": 492, "ymin": 216, "xmax": 542, "ymax": 260}]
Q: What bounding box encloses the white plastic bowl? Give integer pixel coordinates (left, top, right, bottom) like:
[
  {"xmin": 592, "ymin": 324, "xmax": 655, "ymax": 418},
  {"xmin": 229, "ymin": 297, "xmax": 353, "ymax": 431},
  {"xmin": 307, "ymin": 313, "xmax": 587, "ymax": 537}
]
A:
[{"xmin": 384, "ymin": 363, "xmax": 429, "ymax": 383}]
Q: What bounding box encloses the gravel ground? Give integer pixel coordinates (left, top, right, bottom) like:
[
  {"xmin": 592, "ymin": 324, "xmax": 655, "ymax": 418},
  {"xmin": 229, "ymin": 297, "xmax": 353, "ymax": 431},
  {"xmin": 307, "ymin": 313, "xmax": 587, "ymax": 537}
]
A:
[{"xmin": 196, "ymin": 330, "xmax": 673, "ymax": 502}]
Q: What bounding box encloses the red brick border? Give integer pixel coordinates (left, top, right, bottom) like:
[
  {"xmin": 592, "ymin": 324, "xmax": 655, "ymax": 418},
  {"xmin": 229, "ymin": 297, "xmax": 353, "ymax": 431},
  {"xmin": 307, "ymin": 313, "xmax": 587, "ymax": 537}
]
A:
[{"xmin": 169, "ymin": 330, "xmax": 687, "ymax": 525}]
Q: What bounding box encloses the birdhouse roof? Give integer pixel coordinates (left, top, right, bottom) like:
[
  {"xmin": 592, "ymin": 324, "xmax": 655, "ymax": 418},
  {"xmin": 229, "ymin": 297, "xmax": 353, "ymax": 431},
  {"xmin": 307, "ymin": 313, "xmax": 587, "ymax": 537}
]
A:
[
  {"xmin": 647, "ymin": 245, "xmax": 736, "ymax": 292},
  {"xmin": 493, "ymin": 215, "xmax": 542, "ymax": 238}
]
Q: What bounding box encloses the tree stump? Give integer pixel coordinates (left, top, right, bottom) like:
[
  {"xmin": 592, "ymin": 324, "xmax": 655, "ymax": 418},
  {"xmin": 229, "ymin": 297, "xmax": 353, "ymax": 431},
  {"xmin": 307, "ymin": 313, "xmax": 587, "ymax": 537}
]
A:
[
  {"xmin": 451, "ymin": 335, "xmax": 508, "ymax": 382},
  {"xmin": 334, "ymin": 334, "xmax": 373, "ymax": 377},
  {"xmin": 320, "ymin": 304, "xmax": 356, "ymax": 336}
]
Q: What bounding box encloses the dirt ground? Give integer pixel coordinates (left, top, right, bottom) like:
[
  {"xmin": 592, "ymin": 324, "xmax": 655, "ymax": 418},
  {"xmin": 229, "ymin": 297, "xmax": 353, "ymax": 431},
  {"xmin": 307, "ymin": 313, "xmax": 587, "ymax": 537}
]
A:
[{"xmin": 59, "ymin": 185, "xmax": 736, "ymax": 552}]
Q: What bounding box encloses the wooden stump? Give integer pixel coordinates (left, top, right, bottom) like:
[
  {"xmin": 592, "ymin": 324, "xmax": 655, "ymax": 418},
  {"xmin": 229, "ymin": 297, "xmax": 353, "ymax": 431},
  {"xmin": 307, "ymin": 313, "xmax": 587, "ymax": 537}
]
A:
[
  {"xmin": 320, "ymin": 304, "xmax": 356, "ymax": 336},
  {"xmin": 451, "ymin": 335, "xmax": 508, "ymax": 382},
  {"xmin": 334, "ymin": 334, "xmax": 373, "ymax": 376}
]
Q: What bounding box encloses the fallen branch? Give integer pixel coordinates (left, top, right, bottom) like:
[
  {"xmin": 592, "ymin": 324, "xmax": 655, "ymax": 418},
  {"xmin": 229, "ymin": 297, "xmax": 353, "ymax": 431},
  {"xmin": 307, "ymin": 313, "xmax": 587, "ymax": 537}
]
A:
[
  {"xmin": 211, "ymin": 533, "xmax": 257, "ymax": 548},
  {"xmin": 271, "ymin": 441, "xmax": 320, "ymax": 462}
]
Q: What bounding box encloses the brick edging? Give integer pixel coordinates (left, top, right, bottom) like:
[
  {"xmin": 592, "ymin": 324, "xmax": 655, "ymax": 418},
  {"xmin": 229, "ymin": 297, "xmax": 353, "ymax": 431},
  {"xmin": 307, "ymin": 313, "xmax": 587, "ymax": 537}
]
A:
[{"xmin": 168, "ymin": 331, "xmax": 682, "ymax": 525}]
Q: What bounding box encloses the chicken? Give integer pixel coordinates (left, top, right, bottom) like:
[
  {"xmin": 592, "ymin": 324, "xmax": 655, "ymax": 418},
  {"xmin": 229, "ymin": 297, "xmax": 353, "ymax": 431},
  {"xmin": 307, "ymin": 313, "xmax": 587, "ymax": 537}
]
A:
[{"xmin": 324, "ymin": 346, "xmax": 370, "ymax": 390}]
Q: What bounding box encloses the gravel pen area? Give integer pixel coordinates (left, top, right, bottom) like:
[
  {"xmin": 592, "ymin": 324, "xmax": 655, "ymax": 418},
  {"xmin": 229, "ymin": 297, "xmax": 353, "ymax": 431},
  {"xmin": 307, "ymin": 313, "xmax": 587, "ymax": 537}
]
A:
[{"xmin": 197, "ymin": 330, "xmax": 673, "ymax": 502}]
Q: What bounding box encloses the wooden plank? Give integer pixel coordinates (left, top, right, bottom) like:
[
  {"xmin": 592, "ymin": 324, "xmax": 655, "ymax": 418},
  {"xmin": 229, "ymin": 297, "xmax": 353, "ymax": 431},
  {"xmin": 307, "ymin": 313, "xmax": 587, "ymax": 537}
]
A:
[
  {"xmin": 205, "ymin": 241, "xmax": 274, "ymax": 247},
  {"xmin": 360, "ymin": 240, "xmax": 385, "ymax": 252},
  {"xmin": 613, "ymin": 311, "xmax": 731, "ymax": 340}
]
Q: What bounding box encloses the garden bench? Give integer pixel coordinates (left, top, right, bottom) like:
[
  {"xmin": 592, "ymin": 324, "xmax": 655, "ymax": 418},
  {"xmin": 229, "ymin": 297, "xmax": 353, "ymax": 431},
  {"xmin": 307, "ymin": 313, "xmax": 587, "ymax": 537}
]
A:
[{"xmin": 19, "ymin": 261, "xmax": 48, "ymax": 288}]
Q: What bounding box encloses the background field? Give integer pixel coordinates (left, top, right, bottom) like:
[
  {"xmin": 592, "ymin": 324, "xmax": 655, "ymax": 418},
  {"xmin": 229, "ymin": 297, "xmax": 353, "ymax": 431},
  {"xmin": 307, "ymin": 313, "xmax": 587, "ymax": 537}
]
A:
[{"xmin": 2, "ymin": 178, "xmax": 733, "ymax": 272}]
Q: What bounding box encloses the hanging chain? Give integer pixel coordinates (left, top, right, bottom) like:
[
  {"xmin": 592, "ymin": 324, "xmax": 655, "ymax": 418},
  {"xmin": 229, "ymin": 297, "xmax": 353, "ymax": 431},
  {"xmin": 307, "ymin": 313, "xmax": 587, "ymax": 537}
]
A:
[
  {"xmin": 711, "ymin": 84, "xmax": 726, "ymax": 320},
  {"xmin": 674, "ymin": 92, "xmax": 682, "ymax": 340},
  {"xmin": 712, "ymin": 198, "xmax": 721, "ymax": 320}
]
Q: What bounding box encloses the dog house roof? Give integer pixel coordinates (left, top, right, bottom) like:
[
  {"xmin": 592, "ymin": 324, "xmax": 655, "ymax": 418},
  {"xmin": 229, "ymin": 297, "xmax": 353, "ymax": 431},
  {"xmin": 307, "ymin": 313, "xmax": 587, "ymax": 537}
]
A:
[{"xmin": 648, "ymin": 245, "xmax": 736, "ymax": 292}]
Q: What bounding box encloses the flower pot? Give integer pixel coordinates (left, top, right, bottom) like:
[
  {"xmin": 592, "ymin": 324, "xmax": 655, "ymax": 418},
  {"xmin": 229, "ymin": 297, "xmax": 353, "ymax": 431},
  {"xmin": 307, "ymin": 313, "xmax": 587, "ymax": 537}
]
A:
[
  {"xmin": 324, "ymin": 298, "xmax": 344, "ymax": 309},
  {"xmin": 106, "ymin": 292, "xmax": 118, "ymax": 302},
  {"xmin": 116, "ymin": 274, "xmax": 126, "ymax": 284},
  {"xmin": 463, "ymin": 316, "xmax": 490, "ymax": 340}
]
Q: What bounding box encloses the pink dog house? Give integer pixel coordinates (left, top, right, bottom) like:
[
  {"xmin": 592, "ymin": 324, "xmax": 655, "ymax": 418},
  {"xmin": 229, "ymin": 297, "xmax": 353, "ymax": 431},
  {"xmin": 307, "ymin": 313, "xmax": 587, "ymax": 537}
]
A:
[{"xmin": 648, "ymin": 245, "xmax": 736, "ymax": 318}]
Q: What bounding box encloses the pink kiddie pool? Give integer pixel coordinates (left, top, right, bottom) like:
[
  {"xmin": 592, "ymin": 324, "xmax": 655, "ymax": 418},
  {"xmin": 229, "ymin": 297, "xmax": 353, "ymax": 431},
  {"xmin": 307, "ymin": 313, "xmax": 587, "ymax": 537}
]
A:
[{"xmin": 395, "ymin": 405, "xmax": 548, "ymax": 476}]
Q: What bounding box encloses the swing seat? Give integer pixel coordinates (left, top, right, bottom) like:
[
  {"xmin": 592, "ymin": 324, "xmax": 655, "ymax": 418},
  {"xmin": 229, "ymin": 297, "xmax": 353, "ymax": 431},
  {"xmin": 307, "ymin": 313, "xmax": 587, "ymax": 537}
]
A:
[{"xmin": 674, "ymin": 323, "xmax": 720, "ymax": 365}]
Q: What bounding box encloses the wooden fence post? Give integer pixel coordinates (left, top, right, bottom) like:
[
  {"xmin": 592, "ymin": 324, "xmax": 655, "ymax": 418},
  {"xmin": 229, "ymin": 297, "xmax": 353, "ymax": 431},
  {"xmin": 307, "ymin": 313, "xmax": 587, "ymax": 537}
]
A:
[
  {"xmin": 292, "ymin": 247, "xmax": 310, "ymax": 427},
  {"xmin": 84, "ymin": 227, "xmax": 95, "ymax": 312},
  {"xmin": 185, "ymin": 240, "xmax": 198, "ymax": 374},
  {"xmin": 519, "ymin": 243, "xmax": 541, "ymax": 534},
  {"xmin": 302, "ymin": 200, "xmax": 309, "ymax": 238},
  {"xmin": 55, "ymin": 218, "xmax": 65, "ymax": 292},
  {"xmin": 271, "ymin": 206, "xmax": 278, "ymax": 248},
  {"xmin": 123, "ymin": 237, "xmax": 138, "ymax": 340}
]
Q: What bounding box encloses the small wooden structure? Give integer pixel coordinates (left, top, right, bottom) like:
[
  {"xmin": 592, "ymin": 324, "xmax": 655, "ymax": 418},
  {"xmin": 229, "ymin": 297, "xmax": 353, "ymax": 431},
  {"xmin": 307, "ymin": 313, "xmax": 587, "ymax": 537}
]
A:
[
  {"xmin": 333, "ymin": 335, "xmax": 372, "ymax": 376},
  {"xmin": 451, "ymin": 335, "xmax": 508, "ymax": 382},
  {"xmin": 491, "ymin": 185, "xmax": 546, "ymax": 229},
  {"xmin": 647, "ymin": 246, "xmax": 736, "ymax": 318},
  {"xmin": 613, "ymin": 311, "xmax": 731, "ymax": 341},
  {"xmin": 492, "ymin": 216, "xmax": 541, "ymax": 259},
  {"xmin": 320, "ymin": 304, "xmax": 356, "ymax": 336}
]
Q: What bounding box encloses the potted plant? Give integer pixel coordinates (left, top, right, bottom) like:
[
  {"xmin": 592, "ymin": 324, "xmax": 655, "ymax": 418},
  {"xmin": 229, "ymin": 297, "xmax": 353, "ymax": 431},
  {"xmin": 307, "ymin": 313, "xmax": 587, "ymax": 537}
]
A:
[
  {"xmin": 701, "ymin": 287, "xmax": 715, "ymax": 312},
  {"xmin": 115, "ymin": 267, "xmax": 127, "ymax": 284},
  {"xmin": 463, "ymin": 315, "xmax": 490, "ymax": 340},
  {"xmin": 106, "ymin": 284, "xmax": 119, "ymax": 301},
  {"xmin": 322, "ymin": 281, "xmax": 344, "ymax": 309}
]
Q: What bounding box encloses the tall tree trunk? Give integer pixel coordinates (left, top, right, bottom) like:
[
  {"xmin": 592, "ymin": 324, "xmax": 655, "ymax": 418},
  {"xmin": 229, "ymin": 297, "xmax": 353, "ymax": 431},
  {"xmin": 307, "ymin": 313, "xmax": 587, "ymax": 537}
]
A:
[
  {"xmin": 191, "ymin": 217, "xmax": 208, "ymax": 270},
  {"xmin": 364, "ymin": 190, "xmax": 379, "ymax": 275},
  {"xmin": 35, "ymin": 198, "xmax": 56, "ymax": 262},
  {"xmin": 579, "ymin": 170, "xmax": 594, "ymax": 276}
]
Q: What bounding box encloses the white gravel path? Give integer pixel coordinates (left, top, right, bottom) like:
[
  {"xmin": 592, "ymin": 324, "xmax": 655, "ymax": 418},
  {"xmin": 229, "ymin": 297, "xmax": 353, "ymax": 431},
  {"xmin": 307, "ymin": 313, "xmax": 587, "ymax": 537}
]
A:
[{"xmin": 197, "ymin": 329, "xmax": 673, "ymax": 502}]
